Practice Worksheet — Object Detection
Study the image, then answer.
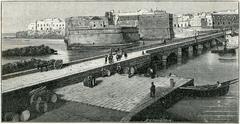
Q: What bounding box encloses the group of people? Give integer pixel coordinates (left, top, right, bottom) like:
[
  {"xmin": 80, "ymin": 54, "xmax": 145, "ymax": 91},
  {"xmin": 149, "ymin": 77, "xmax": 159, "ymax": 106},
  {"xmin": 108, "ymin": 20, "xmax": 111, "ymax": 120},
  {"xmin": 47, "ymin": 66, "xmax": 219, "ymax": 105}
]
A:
[{"xmin": 105, "ymin": 48, "xmax": 128, "ymax": 64}]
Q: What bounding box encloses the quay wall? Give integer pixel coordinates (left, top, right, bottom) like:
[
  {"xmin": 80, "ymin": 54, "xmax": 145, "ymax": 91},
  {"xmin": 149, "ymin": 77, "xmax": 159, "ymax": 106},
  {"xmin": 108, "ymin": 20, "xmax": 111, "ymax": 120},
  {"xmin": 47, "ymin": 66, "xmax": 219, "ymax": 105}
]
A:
[{"xmin": 122, "ymin": 79, "xmax": 194, "ymax": 122}]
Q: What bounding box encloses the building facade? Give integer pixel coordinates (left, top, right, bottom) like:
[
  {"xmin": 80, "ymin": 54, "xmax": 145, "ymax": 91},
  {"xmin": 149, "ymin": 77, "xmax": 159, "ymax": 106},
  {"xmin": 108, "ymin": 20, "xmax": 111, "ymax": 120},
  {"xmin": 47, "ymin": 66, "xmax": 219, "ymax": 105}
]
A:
[
  {"xmin": 212, "ymin": 11, "xmax": 239, "ymax": 29},
  {"xmin": 177, "ymin": 15, "xmax": 191, "ymax": 28},
  {"xmin": 27, "ymin": 18, "xmax": 65, "ymax": 35}
]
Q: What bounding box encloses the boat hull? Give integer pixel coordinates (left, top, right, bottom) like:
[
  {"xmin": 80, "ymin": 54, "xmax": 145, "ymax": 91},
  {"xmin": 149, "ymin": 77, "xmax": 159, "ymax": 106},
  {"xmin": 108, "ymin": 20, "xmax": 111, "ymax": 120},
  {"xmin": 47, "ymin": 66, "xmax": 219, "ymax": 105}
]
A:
[
  {"xmin": 180, "ymin": 79, "xmax": 237, "ymax": 97},
  {"xmin": 183, "ymin": 85, "xmax": 229, "ymax": 97}
]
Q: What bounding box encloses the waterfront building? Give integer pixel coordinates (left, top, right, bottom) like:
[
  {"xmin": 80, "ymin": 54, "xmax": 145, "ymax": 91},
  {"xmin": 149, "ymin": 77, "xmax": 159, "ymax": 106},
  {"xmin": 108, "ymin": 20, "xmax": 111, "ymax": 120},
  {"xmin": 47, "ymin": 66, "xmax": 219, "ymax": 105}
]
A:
[
  {"xmin": 211, "ymin": 11, "xmax": 239, "ymax": 29},
  {"xmin": 206, "ymin": 14, "xmax": 213, "ymax": 28},
  {"xmin": 177, "ymin": 15, "xmax": 191, "ymax": 28},
  {"xmin": 27, "ymin": 18, "xmax": 65, "ymax": 35}
]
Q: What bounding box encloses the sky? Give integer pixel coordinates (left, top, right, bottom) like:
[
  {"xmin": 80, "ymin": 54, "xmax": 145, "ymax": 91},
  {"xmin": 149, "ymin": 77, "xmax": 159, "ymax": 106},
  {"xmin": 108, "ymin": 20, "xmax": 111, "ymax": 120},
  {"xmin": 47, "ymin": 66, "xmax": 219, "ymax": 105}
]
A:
[{"xmin": 2, "ymin": 1, "xmax": 238, "ymax": 33}]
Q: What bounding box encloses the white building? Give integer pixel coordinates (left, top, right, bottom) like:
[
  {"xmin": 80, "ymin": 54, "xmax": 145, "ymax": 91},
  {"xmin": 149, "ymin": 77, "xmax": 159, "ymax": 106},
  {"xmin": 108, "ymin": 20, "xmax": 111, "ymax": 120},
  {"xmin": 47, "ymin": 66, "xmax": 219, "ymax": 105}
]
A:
[
  {"xmin": 27, "ymin": 18, "xmax": 65, "ymax": 35},
  {"xmin": 206, "ymin": 14, "xmax": 213, "ymax": 27},
  {"xmin": 177, "ymin": 15, "xmax": 191, "ymax": 28}
]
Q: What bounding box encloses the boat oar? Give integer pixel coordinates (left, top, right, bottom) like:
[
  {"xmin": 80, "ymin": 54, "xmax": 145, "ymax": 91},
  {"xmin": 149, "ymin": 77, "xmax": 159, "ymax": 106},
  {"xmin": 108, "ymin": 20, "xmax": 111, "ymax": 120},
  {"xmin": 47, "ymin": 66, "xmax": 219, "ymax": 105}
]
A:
[{"xmin": 229, "ymin": 80, "xmax": 238, "ymax": 85}]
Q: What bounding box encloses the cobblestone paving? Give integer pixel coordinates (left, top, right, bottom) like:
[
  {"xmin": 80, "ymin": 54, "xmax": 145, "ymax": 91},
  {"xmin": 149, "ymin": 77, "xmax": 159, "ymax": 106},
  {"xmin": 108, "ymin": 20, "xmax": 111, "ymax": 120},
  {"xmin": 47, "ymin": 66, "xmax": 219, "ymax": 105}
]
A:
[{"xmin": 55, "ymin": 74, "xmax": 190, "ymax": 112}]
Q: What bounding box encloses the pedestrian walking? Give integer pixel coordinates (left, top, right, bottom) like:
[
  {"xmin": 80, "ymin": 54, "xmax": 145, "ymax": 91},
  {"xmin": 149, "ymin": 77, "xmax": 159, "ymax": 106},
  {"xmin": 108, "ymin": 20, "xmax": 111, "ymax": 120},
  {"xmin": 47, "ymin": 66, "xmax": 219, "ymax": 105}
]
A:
[
  {"xmin": 105, "ymin": 55, "xmax": 108, "ymax": 64},
  {"xmin": 124, "ymin": 52, "xmax": 128, "ymax": 58},
  {"xmin": 150, "ymin": 82, "xmax": 156, "ymax": 97}
]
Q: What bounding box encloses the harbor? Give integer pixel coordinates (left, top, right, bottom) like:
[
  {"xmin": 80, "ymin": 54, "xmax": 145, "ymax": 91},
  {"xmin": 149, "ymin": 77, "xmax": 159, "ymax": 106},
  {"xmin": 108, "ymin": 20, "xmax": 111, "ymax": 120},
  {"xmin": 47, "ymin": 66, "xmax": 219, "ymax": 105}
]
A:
[
  {"xmin": 2, "ymin": 1, "xmax": 238, "ymax": 123},
  {"xmin": 2, "ymin": 31, "xmax": 238, "ymax": 122}
]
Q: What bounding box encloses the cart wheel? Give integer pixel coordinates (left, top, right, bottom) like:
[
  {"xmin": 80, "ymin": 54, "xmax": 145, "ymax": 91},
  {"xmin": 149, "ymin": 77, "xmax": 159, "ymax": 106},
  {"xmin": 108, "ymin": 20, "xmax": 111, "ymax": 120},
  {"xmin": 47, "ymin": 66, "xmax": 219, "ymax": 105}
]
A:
[
  {"xmin": 50, "ymin": 93, "xmax": 58, "ymax": 103},
  {"xmin": 3, "ymin": 112, "xmax": 15, "ymax": 121},
  {"xmin": 30, "ymin": 94, "xmax": 36, "ymax": 105},
  {"xmin": 4, "ymin": 112, "xmax": 20, "ymax": 122},
  {"xmin": 20, "ymin": 110, "xmax": 30, "ymax": 121},
  {"xmin": 130, "ymin": 67, "xmax": 135, "ymax": 75},
  {"xmin": 12, "ymin": 113, "xmax": 20, "ymax": 122},
  {"xmin": 35, "ymin": 97, "xmax": 42, "ymax": 112},
  {"xmin": 54, "ymin": 60, "xmax": 63, "ymax": 69}
]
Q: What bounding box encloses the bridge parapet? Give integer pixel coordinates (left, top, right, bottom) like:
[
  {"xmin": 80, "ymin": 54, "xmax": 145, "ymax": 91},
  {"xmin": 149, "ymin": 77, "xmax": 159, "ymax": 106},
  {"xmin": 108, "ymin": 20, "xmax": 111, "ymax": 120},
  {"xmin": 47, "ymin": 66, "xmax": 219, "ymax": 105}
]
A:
[{"xmin": 146, "ymin": 32, "xmax": 225, "ymax": 54}]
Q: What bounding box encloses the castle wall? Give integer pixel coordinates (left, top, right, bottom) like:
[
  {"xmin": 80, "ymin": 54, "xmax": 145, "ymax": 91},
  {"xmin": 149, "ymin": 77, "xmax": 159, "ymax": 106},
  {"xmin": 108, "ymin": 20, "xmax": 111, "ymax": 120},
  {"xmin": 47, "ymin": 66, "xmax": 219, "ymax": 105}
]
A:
[
  {"xmin": 69, "ymin": 33, "xmax": 124, "ymax": 45},
  {"xmin": 67, "ymin": 27, "xmax": 140, "ymax": 48},
  {"xmin": 138, "ymin": 14, "xmax": 172, "ymax": 40}
]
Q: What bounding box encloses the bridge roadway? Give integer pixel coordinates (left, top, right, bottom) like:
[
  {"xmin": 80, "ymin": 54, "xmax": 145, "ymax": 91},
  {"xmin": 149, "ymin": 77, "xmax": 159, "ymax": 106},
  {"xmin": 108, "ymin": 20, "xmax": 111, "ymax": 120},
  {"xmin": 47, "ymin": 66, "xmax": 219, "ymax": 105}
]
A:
[{"xmin": 2, "ymin": 32, "xmax": 224, "ymax": 94}]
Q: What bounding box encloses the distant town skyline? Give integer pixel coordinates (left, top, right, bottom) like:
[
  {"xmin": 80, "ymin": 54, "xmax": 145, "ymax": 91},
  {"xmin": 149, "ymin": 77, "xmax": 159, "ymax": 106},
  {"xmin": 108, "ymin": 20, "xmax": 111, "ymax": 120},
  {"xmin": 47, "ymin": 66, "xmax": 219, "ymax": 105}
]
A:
[{"xmin": 2, "ymin": 2, "xmax": 238, "ymax": 33}]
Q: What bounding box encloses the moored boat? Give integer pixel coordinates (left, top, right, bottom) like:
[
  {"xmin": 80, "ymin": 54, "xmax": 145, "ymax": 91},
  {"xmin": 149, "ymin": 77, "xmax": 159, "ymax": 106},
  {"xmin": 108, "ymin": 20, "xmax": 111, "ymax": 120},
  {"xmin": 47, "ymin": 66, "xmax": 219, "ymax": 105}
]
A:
[
  {"xmin": 179, "ymin": 78, "xmax": 238, "ymax": 97},
  {"xmin": 218, "ymin": 57, "xmax": 236, "ymax": 61}
]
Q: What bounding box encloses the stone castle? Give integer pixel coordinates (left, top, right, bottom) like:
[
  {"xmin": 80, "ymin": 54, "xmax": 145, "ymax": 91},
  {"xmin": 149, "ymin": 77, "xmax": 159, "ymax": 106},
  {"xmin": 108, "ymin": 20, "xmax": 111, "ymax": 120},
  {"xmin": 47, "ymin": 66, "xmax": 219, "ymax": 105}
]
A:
[{"xmin": 65, "ymin": 9, "xmax": 175, "ymax": 50}]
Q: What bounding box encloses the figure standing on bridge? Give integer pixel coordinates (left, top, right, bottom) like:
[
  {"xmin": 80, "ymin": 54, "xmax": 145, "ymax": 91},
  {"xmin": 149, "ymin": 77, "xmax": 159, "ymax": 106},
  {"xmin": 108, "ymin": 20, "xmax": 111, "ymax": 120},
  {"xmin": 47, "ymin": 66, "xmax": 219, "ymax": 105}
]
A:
[
  {"xmin": 164, "ymin": 39, "xmax": 166, "ymax": 44},
  {"xmin": 105, "ymin": 55, "xmax": 108, "ymax": 64},
  {"xmin": 150, "ymin": 82, "xmax": 156, "ymax": 97},
  {"xmin": 124, "ymin": 51, "xmax": 128, "ymax": 59}
]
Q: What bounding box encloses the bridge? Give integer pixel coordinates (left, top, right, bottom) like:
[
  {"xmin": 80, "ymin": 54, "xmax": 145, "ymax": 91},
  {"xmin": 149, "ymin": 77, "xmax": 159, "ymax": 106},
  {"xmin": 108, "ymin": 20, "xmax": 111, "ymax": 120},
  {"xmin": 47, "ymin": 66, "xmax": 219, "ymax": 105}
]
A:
[{"xmin": 2, "ymin": 31, "xmax": 226, "ymax": 122}]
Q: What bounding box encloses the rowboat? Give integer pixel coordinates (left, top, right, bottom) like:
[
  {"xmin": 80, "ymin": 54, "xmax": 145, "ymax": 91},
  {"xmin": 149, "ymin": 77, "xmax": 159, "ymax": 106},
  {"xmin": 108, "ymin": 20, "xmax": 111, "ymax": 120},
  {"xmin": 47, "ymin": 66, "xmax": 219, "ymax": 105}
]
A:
[
  {"xmin": 218, "ymin": 57, "xmax": 237, "ymax": 61},
  {"xmin": 179, "ymin": 78, "xmax": 238, "ymax": 97}
]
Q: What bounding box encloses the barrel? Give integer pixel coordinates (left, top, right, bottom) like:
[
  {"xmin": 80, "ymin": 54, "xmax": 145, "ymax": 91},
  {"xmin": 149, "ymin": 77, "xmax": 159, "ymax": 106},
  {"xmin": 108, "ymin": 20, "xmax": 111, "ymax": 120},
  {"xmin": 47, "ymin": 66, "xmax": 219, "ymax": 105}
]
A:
[
  {"xmin": 3, "ymin": 112, "xmax": 20, "ymax": 122},
  {"xmin": 123, "ymin": 67, "xmax": 129, "ymax": 74},
  {"xmin": 130, "ymin": 67, "xmax": 135, "ymax": 75},
  {"xmin": 50, "ymin": 93, "xmax": 58, "ymax": 103},
  {"xmin": 20, "ymin": 110, "xmax": 30, "ymax": 121},
  {"xmin": 106, "ymin": 70, "xmax": 111, "ymax": 76},
  {"xmin": 35, "ymin": 101, "xmax": 48, "ymax": 113}
]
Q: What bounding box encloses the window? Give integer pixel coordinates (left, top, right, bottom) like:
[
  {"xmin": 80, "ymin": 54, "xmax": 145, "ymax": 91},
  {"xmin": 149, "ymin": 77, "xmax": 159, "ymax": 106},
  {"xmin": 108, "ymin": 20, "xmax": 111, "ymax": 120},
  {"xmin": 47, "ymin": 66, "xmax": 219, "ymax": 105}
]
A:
[
  {"xmin": 53, "ymin": 24, "xmax": 55, "ymax": 26},
  {"xmin": 93, "ymin": 24, "xmax": 96, "ymax": 27},
  {"xmin": 41, "ymin": 24, "xmax": 42, "ymax": 26},
  {"xmin": 218, "ymin": 22, "xmax": 220, "ymax": 25},
  {"xmin": 229, "ymin": 22, "xmax": 231, "ymax": 25},
  {"xmin": 56, "ymin": 24, "xmax": 58, "ymax": 27},
  {"xmin": 47, "ymin": 24, "xmax": 48, "ymax": 26},
  {"xmin": 223, "ymin": 22, "xmax": 225, "ymax": 25},
  {"xmin": 41, "ymin": 28, "xmax": 43, "ymax": 30},
  {"xmin": 44, "ymin": 24, "xmax": 45, "ymax": 26},
  {"xmin": 37, "ymin": 24, "xmax": 39, "ymax": 27},
  {"xmin": 46, "ymin": 28, "xmax": 48, "ymax": 30}
]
